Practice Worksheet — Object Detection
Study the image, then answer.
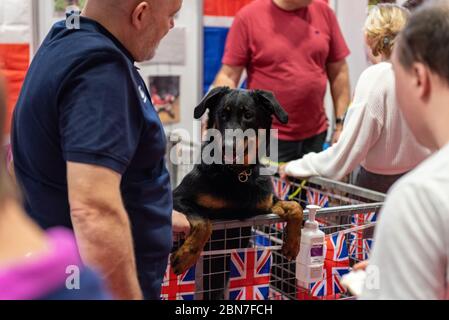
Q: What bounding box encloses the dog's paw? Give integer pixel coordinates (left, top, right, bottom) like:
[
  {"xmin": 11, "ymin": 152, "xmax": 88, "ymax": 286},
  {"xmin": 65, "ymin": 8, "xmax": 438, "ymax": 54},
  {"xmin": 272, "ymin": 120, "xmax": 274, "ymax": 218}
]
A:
[
  {"xmin": 170, "ymin": 244, "xmax": 202, "ymax": 275},
  {"xmin": 282, "ymin": 235, "xmax": 300, "ymax": 261},
  {"xmin": 273, "ymin": 200, "xmax": 303, "ymax": 261}
]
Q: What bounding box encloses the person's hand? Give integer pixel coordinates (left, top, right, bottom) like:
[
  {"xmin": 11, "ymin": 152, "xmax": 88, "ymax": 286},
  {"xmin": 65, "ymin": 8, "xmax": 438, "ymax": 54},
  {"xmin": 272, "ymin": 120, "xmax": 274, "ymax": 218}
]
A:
[
  {"xmin": 332, "ymin": 125, "xmax": 343, "ymax": 144},
  {"xmin": 353, "ymin": 260, "xmax": 369, "ymax": 271},
  {"xmin": 172, "ymin": 210, "xmax": 191, "ymax": 238},
  {"xmin": 278, "ymin": 163, "xmax": 289, "ymax": 180}
]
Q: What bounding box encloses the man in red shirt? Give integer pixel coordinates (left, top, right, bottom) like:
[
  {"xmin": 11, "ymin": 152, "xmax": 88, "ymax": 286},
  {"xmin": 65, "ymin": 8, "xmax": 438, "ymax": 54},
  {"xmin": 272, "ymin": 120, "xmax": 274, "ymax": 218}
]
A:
[{"xmin": 213, "ymin": 0, "xmax": 351, "ymax": 162}]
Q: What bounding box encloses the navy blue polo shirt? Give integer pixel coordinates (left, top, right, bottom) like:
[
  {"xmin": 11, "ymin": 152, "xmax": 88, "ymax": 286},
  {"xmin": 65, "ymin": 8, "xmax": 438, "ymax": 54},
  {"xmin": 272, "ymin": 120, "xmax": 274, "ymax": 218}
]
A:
[{"xmin": 12, "ymin": 18, "xmax": 173, "ymax": 261}]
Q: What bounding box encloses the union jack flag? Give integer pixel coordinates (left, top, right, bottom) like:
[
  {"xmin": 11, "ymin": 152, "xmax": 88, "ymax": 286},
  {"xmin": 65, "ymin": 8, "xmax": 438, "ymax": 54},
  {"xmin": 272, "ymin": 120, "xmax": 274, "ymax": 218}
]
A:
[
  {"xmin": 269, "ymin": 287, "xmax": 290, "ymax": 300},
  {"xmin": 271, "ymin": 177, "xmax": 291, "ymax": 200},
  {"xmin": 271, "ymin": 177, "xmax": 291, "ymax": 231},
  {"xmin": 306, "ymin": 189, "xmax": 330, "ymax": 227},
  {"xmin": 349, "ymin": 212, "xmax": 377, "ymax": 261},
  {"xmin": 306, "ymin": 189, "xmax": 329, "ymax": 208},
  {"xmin": 160, "ymin": 260, "xmax": 196, "ymax": 300},
  {"xmin": 298, "ymin": 232, "xmax": 350, "ymax": 299},
  {"xmin": 229, "ymin": 248, "xmax": 272, "ymax": 300}
]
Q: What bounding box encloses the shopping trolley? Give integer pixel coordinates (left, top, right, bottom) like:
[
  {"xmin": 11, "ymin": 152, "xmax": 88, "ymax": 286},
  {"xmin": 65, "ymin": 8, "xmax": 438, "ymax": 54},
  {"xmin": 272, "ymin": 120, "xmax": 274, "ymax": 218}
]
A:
[{"xmin": 162, "ymin": 136, "xmax": 386, "ymax": 300}]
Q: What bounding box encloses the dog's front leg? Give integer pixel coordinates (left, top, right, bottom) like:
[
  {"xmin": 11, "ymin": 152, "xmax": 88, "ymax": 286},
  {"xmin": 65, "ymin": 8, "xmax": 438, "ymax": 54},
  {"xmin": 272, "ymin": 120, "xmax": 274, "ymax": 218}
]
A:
[
  {"xmin": 170, "ymin": 215, "xmax": 213, "ymax": 275},
  {"xmin": 271, "ymin": 200, "xmax": 303, "ymax": 261}
]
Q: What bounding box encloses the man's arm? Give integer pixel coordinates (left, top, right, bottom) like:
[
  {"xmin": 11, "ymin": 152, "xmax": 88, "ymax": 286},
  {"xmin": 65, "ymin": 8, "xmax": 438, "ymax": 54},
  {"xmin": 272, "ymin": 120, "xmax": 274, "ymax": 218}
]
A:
[
  {"xmin": 67, "ymin": 162, "xmax": 142, "ymax": 300},
  {"xmin": 327, "ymin": 59, "xmax": 351, "ymax": 144},
  {"xmin": 213, "ymin": 64, "xmax": 245, "ymax": 89}
]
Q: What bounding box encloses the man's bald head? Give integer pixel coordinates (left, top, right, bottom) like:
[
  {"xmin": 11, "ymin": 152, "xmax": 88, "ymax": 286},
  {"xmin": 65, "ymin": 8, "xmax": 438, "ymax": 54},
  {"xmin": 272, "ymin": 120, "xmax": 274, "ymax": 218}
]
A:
[
  {"xmin": 83, "ymin": 0, "xmax": 182, "ymax": 62},
  {"xmin": 86, "ymin": 0, "xmax": 150, "ymax": 13}
]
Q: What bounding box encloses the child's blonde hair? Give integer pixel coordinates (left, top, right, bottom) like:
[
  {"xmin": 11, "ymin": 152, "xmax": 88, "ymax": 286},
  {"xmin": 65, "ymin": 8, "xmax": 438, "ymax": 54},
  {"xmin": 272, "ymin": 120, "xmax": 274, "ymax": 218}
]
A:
[{"xmin": 365, "ymin": 4, "xmax": 410, "ymax": 58}]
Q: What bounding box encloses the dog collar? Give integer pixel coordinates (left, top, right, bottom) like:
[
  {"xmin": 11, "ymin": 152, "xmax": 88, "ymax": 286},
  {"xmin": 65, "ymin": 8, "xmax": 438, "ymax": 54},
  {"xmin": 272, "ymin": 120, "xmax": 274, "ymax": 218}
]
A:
[{"xmin": 238, "ymin": 169, "xmax": 253, "ymax": 183}]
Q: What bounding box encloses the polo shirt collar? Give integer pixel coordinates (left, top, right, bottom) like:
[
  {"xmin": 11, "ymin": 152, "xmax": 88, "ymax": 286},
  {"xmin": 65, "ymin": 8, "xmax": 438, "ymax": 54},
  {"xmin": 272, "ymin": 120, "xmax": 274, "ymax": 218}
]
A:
[{"xmin": 78, "ymin": 16, "xmax": 136, "ymax": 63}]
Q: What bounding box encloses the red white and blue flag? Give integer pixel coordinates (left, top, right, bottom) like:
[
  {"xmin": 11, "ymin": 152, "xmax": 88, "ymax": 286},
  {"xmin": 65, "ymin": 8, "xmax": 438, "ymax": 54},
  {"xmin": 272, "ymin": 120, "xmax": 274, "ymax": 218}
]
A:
[
  {"xmin": 306, "ymin": 189, "xmax": 329, "ymax": 208},
  {"xmin": 349, "ymin": 211, "xmax": 377, "ymax": 261},
  {"xmin": 161, "ymin": 260, "xmax": 196, "ymax": 300},
  {"xmin": 270, "ymin": 177, "xmax": 292, "ymax": 231},
  {"xmin": 298, "ymin": 232, "xmax": 350, "ymax": 299},
  {"xmin": 0, "ymin": 0, "xmax": 31, "ymax": 136},
  {"xmin": 203, "ymin": 0, "xmax": 253, "ymax": 94},
  {"xmin": 269, "ymin": 287, "xmax": 290, "ymax": 300},
  {"xmin": 271, "ymin": 177, "xmax": 291, "ymax": 200},
  {"xmin": 229, "ymin": 248, "xmax": 272, "ymax": 300},
  {"xmin": 306, "ymin": 189, "xmax": 330, "ymax": 227}
]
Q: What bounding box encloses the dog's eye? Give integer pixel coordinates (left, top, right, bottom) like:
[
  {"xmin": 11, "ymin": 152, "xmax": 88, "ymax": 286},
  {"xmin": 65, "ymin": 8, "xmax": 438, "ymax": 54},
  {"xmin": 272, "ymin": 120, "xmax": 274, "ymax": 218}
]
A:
[
  {"xmin": 220, "ymin": 109, "xmax": 230, "ymax": 119},
  {"xmin": 244, "ymin": 111, "xmax": 253, "ymax": 119}
]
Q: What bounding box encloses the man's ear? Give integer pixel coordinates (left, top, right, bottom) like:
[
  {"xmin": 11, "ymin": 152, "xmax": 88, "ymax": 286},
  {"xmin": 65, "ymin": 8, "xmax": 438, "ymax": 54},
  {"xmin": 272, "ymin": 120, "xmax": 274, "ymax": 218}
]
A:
[
  {"xmin": 194, "ymin": 87, "xmax": 230, "ymax": 119},
  {"xmin": 131, "ymin": 2, "xmax": 150, "ymax": 30},
  {"xmin": 253, "ymin": 90, "xmax": 288, "ymax": 124},
  {"xmin": 414, "ymin": 62, "xmax": 431, "ymax": 101}
]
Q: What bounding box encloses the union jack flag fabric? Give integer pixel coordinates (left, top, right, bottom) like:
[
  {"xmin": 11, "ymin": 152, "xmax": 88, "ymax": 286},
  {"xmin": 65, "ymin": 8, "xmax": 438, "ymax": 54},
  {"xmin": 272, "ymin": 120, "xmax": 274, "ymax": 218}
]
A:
[
  {"xmin": 0, "ymin": 0, "xmax": 31, "ymax": 135},
  {"xmin": 271, "ymin": 177, "xmax": 292, "ymax": 231},
  {"xmin": 229, "ymin": 248, "xmax": 272, "ymax": 300},
  {"xmin": 269, "ymin": 287, "xmax": 290, "ymax": 300},
  {"xmin": 271, "ymin": 177, "xmax": 291, "ymax": 200},
  {"xmin": 306, "ymin": 189, "xmax": 330, "ymax": 227},
  {"xmin": 297, "ymin": 232, "xmax": 350, "ymax": 299},
  {"xmin": 306, "ymin": 189, "xmax": 329, "ymax": 208},
  {"xmin": 160, "ymin": 260, "xmax": 196, "ymax": 300},
  {"xmin": 203, "ymin": 0, "xmax": 253, "ymax": 93},
  {"xmin": 349, "ymin": 211, "xmax": 377, "ymax": 261}
]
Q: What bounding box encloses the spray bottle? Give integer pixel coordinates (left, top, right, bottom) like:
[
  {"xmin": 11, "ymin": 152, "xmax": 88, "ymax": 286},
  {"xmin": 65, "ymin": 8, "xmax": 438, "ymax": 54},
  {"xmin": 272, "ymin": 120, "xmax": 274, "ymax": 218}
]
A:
[{"xmin": 296, "ymin": 205, "xmax": 325, "ymax": 288}]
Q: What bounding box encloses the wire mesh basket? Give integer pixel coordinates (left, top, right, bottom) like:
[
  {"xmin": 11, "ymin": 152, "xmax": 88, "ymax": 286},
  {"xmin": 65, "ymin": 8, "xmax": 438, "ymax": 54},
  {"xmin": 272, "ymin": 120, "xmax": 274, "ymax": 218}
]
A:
[{"xmin": 162, "ymin": 137, "xmax": 385, "ymax": 300}]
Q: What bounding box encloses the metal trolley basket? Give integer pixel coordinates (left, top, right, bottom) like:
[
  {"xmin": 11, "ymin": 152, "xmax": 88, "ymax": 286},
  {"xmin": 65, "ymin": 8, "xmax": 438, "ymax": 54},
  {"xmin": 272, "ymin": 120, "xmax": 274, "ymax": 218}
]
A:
[{"xmin": 163, "ymin": 137, "xmax": 386, "ymax": 300}]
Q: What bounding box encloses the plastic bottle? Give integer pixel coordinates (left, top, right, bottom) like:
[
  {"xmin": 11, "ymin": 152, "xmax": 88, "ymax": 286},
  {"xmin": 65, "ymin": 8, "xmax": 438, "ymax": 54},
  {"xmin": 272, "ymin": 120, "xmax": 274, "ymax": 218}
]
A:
[{"xmin": 296, "ymin": 205, "xmax": 325, "ymax": 288}]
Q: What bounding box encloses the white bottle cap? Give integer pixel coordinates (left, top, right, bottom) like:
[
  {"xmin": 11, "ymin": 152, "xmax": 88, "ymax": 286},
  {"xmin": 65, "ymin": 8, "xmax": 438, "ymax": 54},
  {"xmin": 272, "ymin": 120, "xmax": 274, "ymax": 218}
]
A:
[{"xmin": 306, "ymin": 205, "xmax": 321, "ymax": 223}]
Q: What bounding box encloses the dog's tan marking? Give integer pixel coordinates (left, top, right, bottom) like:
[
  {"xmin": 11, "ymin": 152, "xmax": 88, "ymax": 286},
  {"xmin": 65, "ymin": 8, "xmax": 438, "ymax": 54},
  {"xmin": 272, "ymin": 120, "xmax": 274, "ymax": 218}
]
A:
[
  {"xmin": 196, "ymin": 194, "xmax": 228, "ymax": 210},
  {"xmin": 272, "ymin": 200, "xmax": 304, "ymax": 261},
  {"xmin": 256, "ymin": 194, "xmax": 274, "ymax": 211},
  {"xmin": 170, "ymin": 217, "xmax": 213, "ymax": 275}
]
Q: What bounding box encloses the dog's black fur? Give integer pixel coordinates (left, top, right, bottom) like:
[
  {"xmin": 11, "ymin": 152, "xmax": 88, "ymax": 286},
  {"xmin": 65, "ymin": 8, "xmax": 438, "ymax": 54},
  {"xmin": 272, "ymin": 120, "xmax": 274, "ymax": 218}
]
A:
[
  {"xmin": 171, "ymin": 87, "xmax": 301, "ymax": 299},
  {"xmin": 173, "ymin": 87, "xmax": 288, "ymax": 220}
]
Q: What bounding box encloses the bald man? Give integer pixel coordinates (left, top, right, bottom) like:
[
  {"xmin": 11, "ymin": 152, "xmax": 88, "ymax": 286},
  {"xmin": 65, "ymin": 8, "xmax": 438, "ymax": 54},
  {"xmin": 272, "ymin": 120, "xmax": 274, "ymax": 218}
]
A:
[{"xmin": 11, "ymin": 0, "xmax": 183, "ymax": 300}]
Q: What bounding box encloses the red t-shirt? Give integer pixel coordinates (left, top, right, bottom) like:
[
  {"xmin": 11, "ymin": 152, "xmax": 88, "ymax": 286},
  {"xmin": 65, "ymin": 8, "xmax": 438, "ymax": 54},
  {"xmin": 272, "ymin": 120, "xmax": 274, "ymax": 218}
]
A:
[{"xmin": 222, "ymin": 0, "xmax": 350, "ymax": 141}]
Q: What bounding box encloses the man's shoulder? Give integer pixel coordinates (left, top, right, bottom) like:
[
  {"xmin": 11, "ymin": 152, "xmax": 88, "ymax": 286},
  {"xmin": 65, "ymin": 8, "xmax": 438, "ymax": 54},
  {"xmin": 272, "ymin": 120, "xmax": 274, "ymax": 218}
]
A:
[
  {"xmin": 401, "ymin": 145, "xmax": 449, "ymax": 183},
  {"xmin": 311, "ymin": 0, "xmax": 334, "ymax": 11},
  {"xmin": 235, "ymin": 0, "xmax": 269, "ymax": 19},
  {"xmin": 388, "ymin": 145, "xmax": 449, "ymax": 210},
  {"xmin": 43, "ymin": 21, "xmax": 130, "ymax": 67},
  {"xmin": 309, "ymin": 1, "xmax": 336, "ymax": 18}
]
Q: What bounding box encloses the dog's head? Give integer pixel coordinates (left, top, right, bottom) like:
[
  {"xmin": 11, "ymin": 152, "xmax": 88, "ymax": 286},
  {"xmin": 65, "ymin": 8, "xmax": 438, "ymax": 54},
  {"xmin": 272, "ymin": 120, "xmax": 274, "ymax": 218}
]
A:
[{"xmin": 194, "ymin": 87, "xmax": 288, "ymax": 165}]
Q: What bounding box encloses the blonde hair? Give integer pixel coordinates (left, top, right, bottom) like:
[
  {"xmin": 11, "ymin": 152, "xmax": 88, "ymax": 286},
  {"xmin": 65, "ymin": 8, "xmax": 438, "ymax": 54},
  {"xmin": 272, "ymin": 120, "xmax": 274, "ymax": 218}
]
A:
[{"xmin": 365, "ymin": 4, "xmax": 410, "ymax": 58}]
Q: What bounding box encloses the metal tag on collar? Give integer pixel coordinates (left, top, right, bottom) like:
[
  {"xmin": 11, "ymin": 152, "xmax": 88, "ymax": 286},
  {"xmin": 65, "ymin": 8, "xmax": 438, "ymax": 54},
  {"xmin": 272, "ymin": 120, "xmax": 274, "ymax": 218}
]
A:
[{"xmin": 238, "ymin": 169, "xmax": 253, "ymax": 183}]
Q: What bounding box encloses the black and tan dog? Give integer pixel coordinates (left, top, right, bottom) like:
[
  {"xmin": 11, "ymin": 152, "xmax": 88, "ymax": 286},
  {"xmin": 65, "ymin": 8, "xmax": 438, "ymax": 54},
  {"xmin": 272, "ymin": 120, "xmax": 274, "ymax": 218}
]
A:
[{"xmin": 171, "ymin": 87, "xmax": 303, "ymax": 277}]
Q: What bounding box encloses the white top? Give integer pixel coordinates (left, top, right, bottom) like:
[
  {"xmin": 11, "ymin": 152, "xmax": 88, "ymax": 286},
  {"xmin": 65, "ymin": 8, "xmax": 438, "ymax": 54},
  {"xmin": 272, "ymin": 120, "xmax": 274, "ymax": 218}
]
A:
[
  {"xmin": 285, "ymin": 62, "xmax": 431, "ymax": 179},
  {"xmin": 361, "ymin": 143, "xmax": 449, "ymax": 300}
]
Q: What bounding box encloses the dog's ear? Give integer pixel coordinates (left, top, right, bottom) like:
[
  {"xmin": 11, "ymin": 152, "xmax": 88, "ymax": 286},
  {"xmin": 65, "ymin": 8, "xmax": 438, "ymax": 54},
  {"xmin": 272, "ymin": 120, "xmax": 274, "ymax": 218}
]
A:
[
  {"xmin": 254, "ymin": 90, "xmax": 288, "ymax": 124},
  {"xmin": 194, "ymin": 86, "xmax": 230, "ymax": 120}
]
